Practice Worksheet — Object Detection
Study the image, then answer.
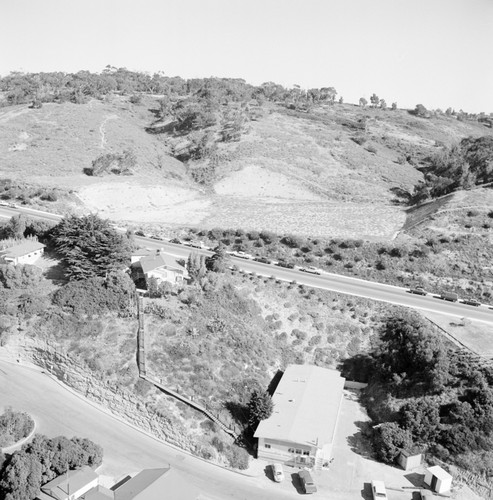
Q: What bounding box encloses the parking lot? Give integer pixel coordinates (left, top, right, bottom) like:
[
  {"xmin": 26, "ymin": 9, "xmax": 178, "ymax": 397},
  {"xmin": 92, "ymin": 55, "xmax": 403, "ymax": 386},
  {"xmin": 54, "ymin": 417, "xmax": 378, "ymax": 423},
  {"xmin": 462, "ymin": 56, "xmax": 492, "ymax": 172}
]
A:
[{"xmin": 254, "ymin": 389, "xmax": 460, "ymax": 499}]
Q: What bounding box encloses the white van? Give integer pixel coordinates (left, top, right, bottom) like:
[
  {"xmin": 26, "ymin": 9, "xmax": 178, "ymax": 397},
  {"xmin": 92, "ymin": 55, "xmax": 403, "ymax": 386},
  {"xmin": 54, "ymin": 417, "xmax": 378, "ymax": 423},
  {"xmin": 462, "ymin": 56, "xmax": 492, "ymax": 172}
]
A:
[{"xmin": 271, "ymin": 463, "xmax": 284, "ymax": 482}]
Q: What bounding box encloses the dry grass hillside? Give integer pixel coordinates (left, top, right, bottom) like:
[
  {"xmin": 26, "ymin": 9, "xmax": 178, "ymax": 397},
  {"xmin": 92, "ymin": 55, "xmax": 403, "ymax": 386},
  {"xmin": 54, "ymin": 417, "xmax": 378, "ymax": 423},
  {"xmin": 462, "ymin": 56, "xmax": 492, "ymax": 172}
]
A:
[{"xmin": 0, "ymin": 96, "xmax": 490, "ymax": 239}]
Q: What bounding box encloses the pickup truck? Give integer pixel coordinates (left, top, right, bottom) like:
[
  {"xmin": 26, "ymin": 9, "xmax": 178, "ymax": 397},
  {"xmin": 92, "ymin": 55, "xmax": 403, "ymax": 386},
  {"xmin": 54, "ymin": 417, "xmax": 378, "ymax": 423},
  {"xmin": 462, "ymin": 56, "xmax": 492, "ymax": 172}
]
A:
[{"xmin": 441, "ymin": 291, "xmax": 459, "ymax": 302}]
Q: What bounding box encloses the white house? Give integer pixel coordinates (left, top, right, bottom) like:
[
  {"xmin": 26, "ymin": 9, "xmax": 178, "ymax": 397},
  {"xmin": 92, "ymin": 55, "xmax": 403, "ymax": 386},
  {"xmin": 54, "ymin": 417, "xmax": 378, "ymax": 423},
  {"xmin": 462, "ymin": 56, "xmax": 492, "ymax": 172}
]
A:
[
  {"xmin": 0, "ymin": 240, "xmax": 45, "ymax": 266},
  {"xmin": 131, "ymin": 251, "xmax": 188, "ymax": 286},
  {"xmin": 37, "ymin": 466, "xmax": 101, "ymax": 500},
  {"xmin": 254, "ymin": 364, "xmax": 345, "ymax": 469}
]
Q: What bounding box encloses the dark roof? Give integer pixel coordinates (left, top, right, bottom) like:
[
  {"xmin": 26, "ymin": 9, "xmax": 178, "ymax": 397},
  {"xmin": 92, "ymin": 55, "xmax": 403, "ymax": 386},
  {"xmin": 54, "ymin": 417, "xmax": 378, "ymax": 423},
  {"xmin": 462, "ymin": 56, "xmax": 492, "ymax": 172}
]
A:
[
  {"xmin": 41, "ymin": 467, "xmax": 98, "ymax": 500},
  {"xmin": 0, "ymin": 240, "xmax": 45, "ymax": 258},
  {"xmin": 114, "ymin": 468, "xmax": 202, "ymax": 500}
]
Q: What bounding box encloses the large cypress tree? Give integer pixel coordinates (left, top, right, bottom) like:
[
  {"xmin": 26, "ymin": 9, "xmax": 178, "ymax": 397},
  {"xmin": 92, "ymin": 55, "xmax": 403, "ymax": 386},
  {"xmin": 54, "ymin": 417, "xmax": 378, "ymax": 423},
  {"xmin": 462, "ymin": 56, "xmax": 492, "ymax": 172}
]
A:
[{"xmin": 50, "ymin": 214, "xmax": 131, "ymax": 280}]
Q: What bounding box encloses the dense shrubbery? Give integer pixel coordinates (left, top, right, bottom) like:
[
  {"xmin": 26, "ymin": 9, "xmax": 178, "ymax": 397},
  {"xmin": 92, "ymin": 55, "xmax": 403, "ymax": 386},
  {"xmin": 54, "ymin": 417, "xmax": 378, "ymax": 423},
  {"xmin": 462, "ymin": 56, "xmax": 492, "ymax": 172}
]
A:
[
  {"xmin": 0, "ymin": 434, "xmax": 102, "ymax": 500},
  {"xmin": 0, "ymin": 408, "xmax": 34, "ymax": 448},
  {"xmin": 360, "ymin": 311, "xmax": 493, "ymax": 472},
  {"xmin": 412, "ymin": 136, "xmax": 493, "ymax": 202},
  {"xmin": 86, "ymin": 149, "xmax": 137, "ymax": 176},
  {"xmin": 53, "ymin": 272, "xmax": 136, "ymax": 317},
  {"xmin": 0, "ymin": 180, "xmax": 62, "ymax": 206}
]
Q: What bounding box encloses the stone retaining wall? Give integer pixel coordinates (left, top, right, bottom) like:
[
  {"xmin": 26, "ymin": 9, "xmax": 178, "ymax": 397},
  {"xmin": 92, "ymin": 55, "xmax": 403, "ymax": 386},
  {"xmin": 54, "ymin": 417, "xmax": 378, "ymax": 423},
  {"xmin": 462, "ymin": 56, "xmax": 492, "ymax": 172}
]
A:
[{"xmin": 13, "ymin": 337, "xmax": 196, "ymax": 454}]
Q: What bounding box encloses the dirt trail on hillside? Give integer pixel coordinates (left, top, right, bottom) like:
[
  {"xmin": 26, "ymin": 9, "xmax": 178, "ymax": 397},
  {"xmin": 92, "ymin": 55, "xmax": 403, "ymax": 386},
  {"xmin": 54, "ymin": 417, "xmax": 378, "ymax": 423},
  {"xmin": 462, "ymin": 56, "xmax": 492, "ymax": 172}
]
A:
[
  {"xmin": 99, "ymin": 115, "xmax": 118, "ymax": 149},
  {"xmin": 0, "ymin": 106, "xmax": 30, "ymax": 124}
]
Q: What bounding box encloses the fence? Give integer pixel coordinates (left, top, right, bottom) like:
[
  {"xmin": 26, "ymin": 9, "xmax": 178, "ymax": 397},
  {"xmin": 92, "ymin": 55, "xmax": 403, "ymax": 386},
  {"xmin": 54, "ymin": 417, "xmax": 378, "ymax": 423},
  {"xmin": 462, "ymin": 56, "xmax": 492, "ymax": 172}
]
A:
[{"xmin": 136, "ymin": 297, "xmax": 240, "ymax": 440}]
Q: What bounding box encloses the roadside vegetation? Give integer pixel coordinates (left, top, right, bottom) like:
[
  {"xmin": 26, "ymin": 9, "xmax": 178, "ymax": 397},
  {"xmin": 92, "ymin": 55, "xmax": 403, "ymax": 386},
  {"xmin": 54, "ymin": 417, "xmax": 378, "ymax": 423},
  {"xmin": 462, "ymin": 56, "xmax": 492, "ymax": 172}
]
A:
[{"xmin": 168, "ymin": 225, "xmax": 493, "ymax": 303}]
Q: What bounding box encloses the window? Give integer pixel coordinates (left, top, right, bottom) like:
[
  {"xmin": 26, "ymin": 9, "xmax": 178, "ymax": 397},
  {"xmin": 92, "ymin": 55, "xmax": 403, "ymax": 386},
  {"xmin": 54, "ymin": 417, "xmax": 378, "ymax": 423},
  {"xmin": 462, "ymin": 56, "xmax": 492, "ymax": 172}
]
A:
[
  {"xmin": 295, "ymin": 449, "xmax": 302, "ymax": 454},
  {"xmin": 265, "ymin": 444, "xmax": 271, "ymax": 449},
  {"xmin": 288, "ymin": 448, "xmax": 295, "ymax": 453},
  {"xmin": 303, "ymin": 451, "xmax": 310, "ymax": 456}
]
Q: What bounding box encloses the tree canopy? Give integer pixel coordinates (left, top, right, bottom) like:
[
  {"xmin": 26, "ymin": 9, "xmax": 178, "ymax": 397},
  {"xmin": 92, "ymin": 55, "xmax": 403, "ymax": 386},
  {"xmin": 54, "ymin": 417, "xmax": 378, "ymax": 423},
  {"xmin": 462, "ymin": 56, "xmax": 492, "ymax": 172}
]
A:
[{"xmin": 50, "ymin": 214, "xmax": 131, "ymax": 280}]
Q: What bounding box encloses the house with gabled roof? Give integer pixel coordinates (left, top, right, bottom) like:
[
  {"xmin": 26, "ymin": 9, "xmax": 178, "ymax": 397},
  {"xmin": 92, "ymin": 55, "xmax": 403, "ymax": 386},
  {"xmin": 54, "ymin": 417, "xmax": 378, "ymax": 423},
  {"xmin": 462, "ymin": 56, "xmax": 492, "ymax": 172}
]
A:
[
  {"xmin": 131, "ymin": 250, "xmax": 188, "ymax": 286},
  {"xmin": 0, "ymin": 240, "xmax": 45, "ymax": 266},
  {"xmin": 36, "ymin": 466, "xmax": 101, "ymax": 500},
  {"xmin": 254, "ymin": 364, "xmax": 345, "ymax": 469}
]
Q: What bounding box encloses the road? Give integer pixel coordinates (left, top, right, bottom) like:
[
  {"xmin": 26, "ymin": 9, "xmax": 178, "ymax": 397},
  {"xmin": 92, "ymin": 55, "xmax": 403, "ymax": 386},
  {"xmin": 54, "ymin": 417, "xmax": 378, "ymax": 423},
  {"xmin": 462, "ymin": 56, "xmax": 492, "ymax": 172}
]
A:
[
  {"xmin": 1, "ymin": 204, "xmax": 493, "ymax": 324},
  {"xmin": 0, "ymin": 359, "xmax": 302, "ymax": 500}
]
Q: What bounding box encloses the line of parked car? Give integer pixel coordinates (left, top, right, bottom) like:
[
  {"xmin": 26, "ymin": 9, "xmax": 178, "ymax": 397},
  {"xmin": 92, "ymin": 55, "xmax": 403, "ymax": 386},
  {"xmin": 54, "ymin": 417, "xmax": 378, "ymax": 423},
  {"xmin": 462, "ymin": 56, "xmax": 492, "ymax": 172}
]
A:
[
  {"xmin": 408, "ymin": 286, "xmax": 485, "ymax": 307},
  {"xmin": 269, "ymin": 463, "xmax": 317, "ymax": 494}
]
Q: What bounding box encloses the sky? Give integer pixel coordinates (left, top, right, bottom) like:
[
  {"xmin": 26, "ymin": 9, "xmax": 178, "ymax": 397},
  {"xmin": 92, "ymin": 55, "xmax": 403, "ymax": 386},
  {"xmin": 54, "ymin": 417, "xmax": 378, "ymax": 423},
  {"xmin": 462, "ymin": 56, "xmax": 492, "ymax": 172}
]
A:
[{"xmin": 1, "ymin": 0, "xmax": 492, "ymax": 113}]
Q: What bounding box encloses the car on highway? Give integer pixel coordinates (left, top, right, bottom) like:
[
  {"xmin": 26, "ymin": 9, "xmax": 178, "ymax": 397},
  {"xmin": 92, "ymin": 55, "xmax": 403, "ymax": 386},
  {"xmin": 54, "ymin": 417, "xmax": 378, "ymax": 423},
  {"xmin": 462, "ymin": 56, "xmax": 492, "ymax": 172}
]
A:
[
  {"xmin": 298, "ymin": 469, "xmax": 317, "ymax": 494},
  {"xmin": 254, "ymin": 256, "xmax": 272, "ymax": 264},
  {"xmin": 271, "ymin": 463, "xmax": 284, "ymax": 482},
  {"xmin": 169, "ymin": 238, "xmax": 182, "ymax": 244},
  {"xmin": 299, "ymin": 266, "xmax": 321, "ymax": 275},
  {"xmin": 232, "ymin": 251, "xmax": 252, "ymax": 259},
  {"xmin": 408, "ymin": 286, "xmax": 427, "ymax": 296},
  {"xmin": 276, "ymin": 260, "xmax": 295, "ymax": 269},
  {"xmin": 189, "ymin": 241, "xmax": 206, "ymax": 249},
  {"xmin": 462, "ymin": 298, "xmax": 481, "ymax": 307},
  {"xmin": 371, "ymin": 480, "xmax": 388, "ymax": 500}
]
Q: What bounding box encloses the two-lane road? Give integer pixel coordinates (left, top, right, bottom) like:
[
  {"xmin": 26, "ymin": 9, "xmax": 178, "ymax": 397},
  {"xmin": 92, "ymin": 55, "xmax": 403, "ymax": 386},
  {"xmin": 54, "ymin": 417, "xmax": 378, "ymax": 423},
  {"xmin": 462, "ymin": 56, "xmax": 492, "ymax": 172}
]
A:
[{"xmin": 1, "ymin": 205, "xmax": 492, "ymax": 324}]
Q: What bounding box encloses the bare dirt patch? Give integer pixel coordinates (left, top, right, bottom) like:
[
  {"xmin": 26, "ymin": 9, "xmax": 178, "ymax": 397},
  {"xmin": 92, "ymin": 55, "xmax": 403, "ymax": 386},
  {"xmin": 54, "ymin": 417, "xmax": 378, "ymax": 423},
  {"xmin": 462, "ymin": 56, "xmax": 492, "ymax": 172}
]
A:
[{"xmin": 423, "ymin": 311, "xmax": 493, "ymax": 356}]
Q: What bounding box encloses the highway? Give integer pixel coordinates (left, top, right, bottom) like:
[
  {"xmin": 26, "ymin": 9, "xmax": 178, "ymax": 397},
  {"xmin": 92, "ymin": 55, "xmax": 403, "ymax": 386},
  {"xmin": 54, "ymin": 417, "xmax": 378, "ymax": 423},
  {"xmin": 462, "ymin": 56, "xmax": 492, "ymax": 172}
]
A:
[{"xmin": 1, "ymin": 204, "xmax": 493, "ymax": 324}]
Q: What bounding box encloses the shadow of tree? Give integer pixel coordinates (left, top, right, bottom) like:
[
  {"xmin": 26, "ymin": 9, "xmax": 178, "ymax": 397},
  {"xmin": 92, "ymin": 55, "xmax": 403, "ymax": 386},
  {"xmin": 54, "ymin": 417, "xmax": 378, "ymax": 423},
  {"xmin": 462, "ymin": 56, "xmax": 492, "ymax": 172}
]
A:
[
  {"xmin": 361, "ymin": 482, "xmax": 373, "ymax": 499},
  {"xmin": 224, "ymin": 400, "xmax": 249, "ymax": 426},
  {"xmin": 347, "ymin": 421, "xmax": 376, "ymax": 461}
]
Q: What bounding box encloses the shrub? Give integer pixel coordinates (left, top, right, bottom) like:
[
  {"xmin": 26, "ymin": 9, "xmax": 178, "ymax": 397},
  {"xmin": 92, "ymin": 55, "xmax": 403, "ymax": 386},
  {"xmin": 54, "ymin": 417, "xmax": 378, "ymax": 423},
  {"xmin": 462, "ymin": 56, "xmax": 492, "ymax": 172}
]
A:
[
  {"xmin": 308, "ymin": 335, "xmax": 322, "ymax": 346},
  {"xmin": 0, "ymin": 407, "xmax": 34, "ymax": 447},
  {"xmin": 372, "ymin": 422, "xmax": 413, "ymax": 464},
  {"xmin": 225, "ymin": 445, "xmax": 250, "ymax": 469},
  {"xmin": 351, "ymin": 135, "xmax": 367, "ymax": 145}
]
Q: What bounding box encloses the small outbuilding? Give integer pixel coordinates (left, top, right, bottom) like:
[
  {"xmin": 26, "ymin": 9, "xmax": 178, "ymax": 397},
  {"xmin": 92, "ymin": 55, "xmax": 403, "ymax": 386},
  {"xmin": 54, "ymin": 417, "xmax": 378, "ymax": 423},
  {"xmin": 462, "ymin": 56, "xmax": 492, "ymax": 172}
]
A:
[
  {"xmin": 424, "ymin": 465, "xmax": 452, "ymax": 494},
  {"xmin": 398, "ymin": 450, "xmax": 422, "ymax": 471}
]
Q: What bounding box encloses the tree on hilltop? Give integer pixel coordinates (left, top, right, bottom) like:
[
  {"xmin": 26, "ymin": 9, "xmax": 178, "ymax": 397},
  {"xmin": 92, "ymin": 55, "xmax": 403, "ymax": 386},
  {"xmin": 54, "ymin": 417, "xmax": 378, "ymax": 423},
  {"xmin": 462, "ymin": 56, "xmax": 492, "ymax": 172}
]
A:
[
  {"xmin": 359, "ymin": 97, "xmax": 368, "ymax": 108},
  {"xmin": 50, "ymin": 214, "xmax": 131, "ymax": 280},
  {"xmin": 370, "ymin": 93, "xmax": 380, "ymax": 108}
]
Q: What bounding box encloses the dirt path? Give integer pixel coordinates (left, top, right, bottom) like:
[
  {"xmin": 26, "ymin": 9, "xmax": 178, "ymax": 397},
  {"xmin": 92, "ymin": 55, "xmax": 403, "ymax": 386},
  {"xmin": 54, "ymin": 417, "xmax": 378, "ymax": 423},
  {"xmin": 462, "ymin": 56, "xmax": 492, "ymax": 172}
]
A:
[
  {"xmin": 0, "ymin": 105, "xmax": 30, "ymax": 124},
  {"xmin": 99, "ymin": 115, "xmax": 118, "ymax": 149}
]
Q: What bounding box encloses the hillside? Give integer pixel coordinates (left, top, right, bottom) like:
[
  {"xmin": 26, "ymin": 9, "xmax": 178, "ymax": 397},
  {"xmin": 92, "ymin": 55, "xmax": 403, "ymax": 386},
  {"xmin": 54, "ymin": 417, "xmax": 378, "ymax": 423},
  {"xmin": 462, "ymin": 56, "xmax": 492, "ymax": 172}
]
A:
[{"xmin": 0, "ymin": 93, "xmax": 491, "ymax": 239}]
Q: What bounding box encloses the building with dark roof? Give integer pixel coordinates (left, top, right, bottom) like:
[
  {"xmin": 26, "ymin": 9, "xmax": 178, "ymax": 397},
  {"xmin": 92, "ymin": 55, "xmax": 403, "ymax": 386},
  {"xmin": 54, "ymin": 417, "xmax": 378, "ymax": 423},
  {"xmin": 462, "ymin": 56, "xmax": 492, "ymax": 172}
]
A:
[
  {"xmin": 114, "ymin": 467, "xmax": 202, "ymax": 500},
  {"xmin": 254, "ymin": 364, "xmax": 345, "ymax": 469}
]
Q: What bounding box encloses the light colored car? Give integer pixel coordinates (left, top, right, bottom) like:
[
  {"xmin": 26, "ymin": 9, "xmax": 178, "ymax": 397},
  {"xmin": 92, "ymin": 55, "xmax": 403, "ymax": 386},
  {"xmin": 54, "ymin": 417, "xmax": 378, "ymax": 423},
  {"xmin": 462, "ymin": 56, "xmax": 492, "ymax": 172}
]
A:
[
  {"xmin": 271, "ymin": 463, "xmax": 284, "ymax": 482},
  {"xmin": 371, "ymin": 480, "xmax": 388, "ymax": 500}
]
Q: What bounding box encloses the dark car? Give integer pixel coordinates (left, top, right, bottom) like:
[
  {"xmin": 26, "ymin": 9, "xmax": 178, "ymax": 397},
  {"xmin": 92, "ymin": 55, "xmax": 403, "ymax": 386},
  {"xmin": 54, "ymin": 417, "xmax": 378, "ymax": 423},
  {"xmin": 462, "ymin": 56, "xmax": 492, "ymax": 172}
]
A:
[
  {"xmin": 169, "ymin": 238, "xmax": 182, "ymax": 244},
  {"xmin": 298, "ymin": 470, "xmax": 317, "ymax": 494},
  {"xmin": 409, "ymin": 286, "xmax": 427, "ymax": 296},
  {"xmin": 299, "ymin": 267, "xmax": 321, "ymax": 275},
  {"xmin": 276, "ymin": 261, "xmax": 295, "ymax": 269},
  {"xmin": 254, "ymin": 257, "xmax": 271, "ymax": 264},
  {"xmin": 462, "ymin": 298, "xmax": 481, "ymax": 307}
]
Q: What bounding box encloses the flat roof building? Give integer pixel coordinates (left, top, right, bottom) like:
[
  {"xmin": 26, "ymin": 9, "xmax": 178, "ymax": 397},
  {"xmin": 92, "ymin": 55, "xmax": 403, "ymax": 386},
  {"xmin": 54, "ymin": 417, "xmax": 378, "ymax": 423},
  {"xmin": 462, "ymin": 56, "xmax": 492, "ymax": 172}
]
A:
[{"xmin": 254, "ymin": 364, "xmax": 345, "ymax": 469}]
